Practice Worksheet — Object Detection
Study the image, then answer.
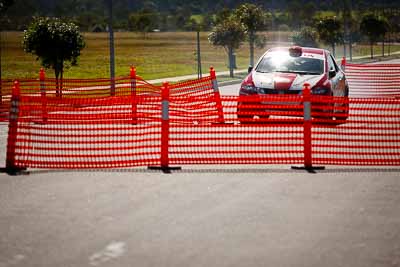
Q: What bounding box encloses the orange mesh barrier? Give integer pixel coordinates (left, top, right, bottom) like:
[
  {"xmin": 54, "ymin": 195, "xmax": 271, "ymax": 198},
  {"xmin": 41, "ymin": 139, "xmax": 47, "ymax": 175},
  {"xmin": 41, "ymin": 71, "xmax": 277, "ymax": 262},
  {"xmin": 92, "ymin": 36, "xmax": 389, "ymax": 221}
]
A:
[
  {"xmin": 0, "ymin": 68, "xmax": 224, "ymax": 122},
  {"xmin": 4, "ymin": 71, "xmax": 224, "ymax": 170},
  {"xmin": 169, "ymin": 76, "xmax": 224, "ymax": 124},
  {"xmin": 5, "ymin": 87, "xmax": 400, "ymax": 171},
  {"xmin": 1, "ymin": 79, "xmax": 16, "ymax": 122},
  {"xmin": 0, "ymin": 76, "xmax": 158, "ymax": 122},
  {"xmin": 3, "ymin": 64, "xmax": 400, "ymax": 172},
  {"xmin": 7, "ymin": 93, "xmax": 162, "ymax": 169},
  {"xmin": 169, "ymin": 94, "xmax": 305, "ymax": 165},
  {"xmin": 311, "ymin": 97, "xmax": 400, "ymax": 165},
  {"xmin": 345, "ymin": 63, "xmax": 400, "ymax": 98}
]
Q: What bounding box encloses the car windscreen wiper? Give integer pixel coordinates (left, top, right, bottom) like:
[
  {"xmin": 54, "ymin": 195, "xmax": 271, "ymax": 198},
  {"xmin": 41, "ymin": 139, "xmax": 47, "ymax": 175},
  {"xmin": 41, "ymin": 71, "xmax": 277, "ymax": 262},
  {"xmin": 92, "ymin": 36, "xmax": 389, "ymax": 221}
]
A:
[
  {"xmin": 274, "ymin": 70, "xmax": 294, "ymax": 73},
  {"xmin": 275, "ymin": 70, "xmax": 321, "ymax": 75},
  {"xmin": 294, "ymin": 71, "xmax": 322, "ymax": 75},
  {"xmin": 256, "ymin": 70, "xmax": 272, "ymax": 73}
]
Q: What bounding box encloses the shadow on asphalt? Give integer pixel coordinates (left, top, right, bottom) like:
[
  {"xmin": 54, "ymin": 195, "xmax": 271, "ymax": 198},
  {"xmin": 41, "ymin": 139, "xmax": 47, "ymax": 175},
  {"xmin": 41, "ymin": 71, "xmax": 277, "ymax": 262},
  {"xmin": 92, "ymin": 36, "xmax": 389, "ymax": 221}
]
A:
[{"xmin": 2, "ymin": 166, "xmax": 400, "ymax": 176}]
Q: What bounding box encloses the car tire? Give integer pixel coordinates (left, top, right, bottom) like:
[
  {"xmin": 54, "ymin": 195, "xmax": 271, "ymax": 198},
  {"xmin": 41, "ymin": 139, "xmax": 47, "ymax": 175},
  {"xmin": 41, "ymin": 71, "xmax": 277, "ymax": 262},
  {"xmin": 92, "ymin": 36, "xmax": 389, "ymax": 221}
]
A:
[{"xmin": 334, "ymin": 87, "xmax": 349, "ymax": 123}]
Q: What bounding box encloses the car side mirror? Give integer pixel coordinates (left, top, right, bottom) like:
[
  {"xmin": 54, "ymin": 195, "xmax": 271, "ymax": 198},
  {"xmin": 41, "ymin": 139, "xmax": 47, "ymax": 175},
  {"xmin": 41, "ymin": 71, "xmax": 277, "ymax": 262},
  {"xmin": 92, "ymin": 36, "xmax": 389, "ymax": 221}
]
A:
[
  {"xmin": 329, "ymin": 68, "xmax": 336, "ymax": 79},
  {"xmin": 248, "ymin": 65, "xmax": 253, "ymax": 74}
]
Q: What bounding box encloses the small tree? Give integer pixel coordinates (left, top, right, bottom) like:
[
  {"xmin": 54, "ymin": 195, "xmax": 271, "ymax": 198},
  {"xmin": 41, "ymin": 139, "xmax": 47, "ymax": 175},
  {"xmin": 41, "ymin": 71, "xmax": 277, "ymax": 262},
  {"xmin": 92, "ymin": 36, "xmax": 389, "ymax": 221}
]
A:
[
  {"xmin": 208, "ymin": 15, "xmax": 245, "ymax": 78},
  {"xmin": 129, "ymin": 2, "xmax": 159, "ymax": 36},
  {"xmin": 0, "ymin": 0, "xmax": 13, "ymax": 12},
  {"xmin": 287, "ymin": 0, "xmax": 302, "ymax": 30},
  {"xmin": 214, "ymin": 8, "xmax": 231, "ymax": 25},
  {"xmin": 23, "ymin": 17, "xmax": 85, "ymax": 96},
  {"xmin": 316, "ymin": 17, "xmax": 343, "ymax": 57},
  {"xmin": 234, "ymin": 3, "xmax": 267, "ymax": 67},
  {"xmin": 292, "ymin": 26, "xmax": 319, "ymax": 47},
  {"xmin": 340, "ymin": 4, "xmax": 358, "ymax": 60},
  {"xmin": 129, "ymin": 11, "xmax": 158, "ymax": 38},
  {"xmin": 360, "ymin": 14, "xmax": 388, "ymax": 59},
  {"xmin": 386, "ymin": 13, "xmax": 400, "ymax": 56},
  {"xmin": 200, "ymin": 13, "xmax": 213, "ymax": 31}
]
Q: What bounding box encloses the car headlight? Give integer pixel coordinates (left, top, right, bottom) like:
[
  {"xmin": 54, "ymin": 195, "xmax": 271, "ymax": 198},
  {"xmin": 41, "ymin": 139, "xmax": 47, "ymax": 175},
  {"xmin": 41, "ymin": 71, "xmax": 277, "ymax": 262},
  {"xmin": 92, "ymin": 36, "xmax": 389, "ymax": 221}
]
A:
[
  {"xmin": 240, "ymin": 84, "xmax": 257, "ymax": 93},
  {"xmin": 312, "ymin": 87, "xmax": 329, "ymax": 95}
]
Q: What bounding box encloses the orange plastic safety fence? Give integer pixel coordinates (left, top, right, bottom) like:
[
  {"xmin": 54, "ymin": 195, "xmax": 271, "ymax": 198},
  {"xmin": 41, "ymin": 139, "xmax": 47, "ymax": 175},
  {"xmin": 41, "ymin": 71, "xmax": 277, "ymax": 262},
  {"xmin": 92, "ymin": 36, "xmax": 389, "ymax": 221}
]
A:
[
  {"xmin": 1, "ymin": 79, "xmax": 16, "ymax": 122},
  {"xmin": 311, "ymin": 97, "xmax": 400, "ymax": 165},
  {"xmin": 10, "ymin": 94, "xmax": 162, "ymax": 169},
  {"xmin": 3, "ymin": 63, "xmax": 400, "ymax": 170},
  {"xmin": 7, "ymin": 91, "xmax": 400, "ymax": 169},
  {"xmin": 169, "ymin": 76, "xmax": 223, "ymax": 124},
  {"xmin": 0, "ymin": 76, "xmax": 160, "ymax": 122},
  {"xmin": 346, "ymin": 63, "xmax": 400, "ymax": 98},
  {"xmin": 169, "ymin": 95, "xmax": 306, "ymax": 165}
]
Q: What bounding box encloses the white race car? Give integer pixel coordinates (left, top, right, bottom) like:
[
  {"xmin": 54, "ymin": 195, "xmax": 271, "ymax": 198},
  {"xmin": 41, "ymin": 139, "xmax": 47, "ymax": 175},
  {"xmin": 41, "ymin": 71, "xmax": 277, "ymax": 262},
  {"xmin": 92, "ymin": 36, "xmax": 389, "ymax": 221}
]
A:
[{"xmin": 237, "ymin": 46, "xmax": 349, "ymax": 123}]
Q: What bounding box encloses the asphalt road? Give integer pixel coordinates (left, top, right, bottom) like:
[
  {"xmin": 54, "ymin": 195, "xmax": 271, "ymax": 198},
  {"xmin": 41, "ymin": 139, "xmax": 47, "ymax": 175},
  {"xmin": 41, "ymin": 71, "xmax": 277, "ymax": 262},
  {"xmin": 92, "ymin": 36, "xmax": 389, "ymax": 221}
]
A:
[
  {"xmin": 1, "ymin": 58, "xmax": 400, "ymax": 267},
  {"xmin": 1, "ymin": 167, "xmax": 400, "ymax": 267}
]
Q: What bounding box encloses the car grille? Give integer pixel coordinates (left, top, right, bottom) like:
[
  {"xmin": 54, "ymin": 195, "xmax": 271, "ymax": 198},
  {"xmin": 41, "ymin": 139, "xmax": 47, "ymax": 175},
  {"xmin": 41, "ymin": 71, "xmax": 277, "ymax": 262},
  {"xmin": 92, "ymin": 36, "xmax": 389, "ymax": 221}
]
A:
[{"xmin": 258, "ymin": 88, "xmax": 301, "ymax": 95}]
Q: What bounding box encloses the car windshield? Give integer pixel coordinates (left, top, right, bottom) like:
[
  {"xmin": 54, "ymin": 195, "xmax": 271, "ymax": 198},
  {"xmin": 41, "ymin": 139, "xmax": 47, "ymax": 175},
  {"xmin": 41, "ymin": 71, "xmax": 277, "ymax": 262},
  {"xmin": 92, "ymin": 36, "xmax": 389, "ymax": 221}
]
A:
[{"xmin": 256, "ymin": 52, "xmax": 324, "ymax": 75}]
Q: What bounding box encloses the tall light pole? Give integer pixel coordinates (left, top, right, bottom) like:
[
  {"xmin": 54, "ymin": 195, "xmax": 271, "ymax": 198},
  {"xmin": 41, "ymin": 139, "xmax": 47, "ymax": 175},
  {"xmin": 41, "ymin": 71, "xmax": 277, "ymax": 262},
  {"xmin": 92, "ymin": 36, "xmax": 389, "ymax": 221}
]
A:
[
  {"xmin": 107, "ymin": 0, "xmax": 115, "ymax": 96},
  {"xmin": 196, "ymin": 30, "xmax": 202, "ymax": 79}
]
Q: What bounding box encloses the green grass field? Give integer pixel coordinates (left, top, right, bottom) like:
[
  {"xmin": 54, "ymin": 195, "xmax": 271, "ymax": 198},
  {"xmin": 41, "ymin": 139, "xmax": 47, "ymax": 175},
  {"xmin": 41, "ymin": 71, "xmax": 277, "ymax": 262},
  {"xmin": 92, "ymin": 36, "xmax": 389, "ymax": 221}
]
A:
[{"xmin": 1, "ymin": 31, "xmax": 399, "ymax": 80}]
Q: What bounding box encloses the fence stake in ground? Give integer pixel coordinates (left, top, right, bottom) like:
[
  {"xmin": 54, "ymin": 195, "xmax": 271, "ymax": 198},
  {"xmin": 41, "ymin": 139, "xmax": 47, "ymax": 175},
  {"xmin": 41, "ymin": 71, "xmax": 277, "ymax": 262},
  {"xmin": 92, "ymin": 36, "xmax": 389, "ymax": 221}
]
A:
[
  {"xmin": 210, "ymin": 67, "xmax": 224, "ymax": 124},
  {"xmin": 148, "ymin": 82, "xmax": 181, "ymax": 173},
  {"xmin": 341, "ymin": 57, "xmax": 346, "ymax": 72},
  {"xmin": 292, "ymin": 83, "xmax": 325, "ymax": 173},
  {"xmin": 39, "ymin": 68, "xmax": 48, "ymax": 123},
  {"xmin": 130, "ymin": 66, "xmax": 137, "ymax": 124},
  {"xmin": 5, "ymin": 81, "xmax": 27, "ymax": 175}
]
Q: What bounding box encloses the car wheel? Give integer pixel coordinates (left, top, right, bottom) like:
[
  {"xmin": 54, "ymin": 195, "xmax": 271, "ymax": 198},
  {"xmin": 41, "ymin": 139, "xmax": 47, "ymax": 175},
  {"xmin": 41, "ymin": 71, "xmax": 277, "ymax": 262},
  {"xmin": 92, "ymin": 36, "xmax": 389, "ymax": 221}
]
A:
[
  {"xmin": 334, "ymin": 87, "xmax": 349, "ymax": 123},
  {"xmin": 312, "ymin": 97, "xmax": 333, "ymax": 123},
  {"xmin": 334, "ymin": 97, "xmax": 349, "ymax": 123}
]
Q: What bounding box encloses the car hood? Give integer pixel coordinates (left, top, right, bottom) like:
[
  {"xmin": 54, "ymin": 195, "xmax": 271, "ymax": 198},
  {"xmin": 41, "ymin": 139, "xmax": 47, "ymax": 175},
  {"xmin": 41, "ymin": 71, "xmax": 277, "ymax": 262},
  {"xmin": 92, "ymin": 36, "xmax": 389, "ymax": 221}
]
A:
[{"xmin": 252, "ymin": 71, "xmax": 325, "ymax": 91}]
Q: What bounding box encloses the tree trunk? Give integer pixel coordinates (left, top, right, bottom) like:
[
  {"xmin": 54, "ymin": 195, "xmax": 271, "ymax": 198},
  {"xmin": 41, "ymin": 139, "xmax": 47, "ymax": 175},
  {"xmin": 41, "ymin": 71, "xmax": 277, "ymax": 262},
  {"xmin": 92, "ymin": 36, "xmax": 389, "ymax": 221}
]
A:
[
  {"xmin": 349, "ymin": 33, "xmax": 353, "ymax": 61},
  {"xmin": 55, "ymin": 68, "xmax": 60, "ymax": 98},
  {"xmin": 332, "ymin": 43, "xmax": 336, "ymax": 57},
  {"xmin": 382, "ymin": 38, "xmax": 384, "ymax": 57},
  {"xmin": 249, "ymin": 31, "xmax": 255, "ymax": 67},
  {"xmin": 343, "ymin": 40, "xmax": 346, "ymax": 59},
  {"xmin": 370, "ymin": 41, "xmax": 373, "ymax": 59},
  {"xmin": 54, "ymin": 62, "xmax": 63, "ymax": 98},
  {"xmin": 60, "ymin": 67, "xmax": 63, "ymax": 99},
  {"xmin": 228, "ymin": 47, "xmax": 234, "ymax": 78}
]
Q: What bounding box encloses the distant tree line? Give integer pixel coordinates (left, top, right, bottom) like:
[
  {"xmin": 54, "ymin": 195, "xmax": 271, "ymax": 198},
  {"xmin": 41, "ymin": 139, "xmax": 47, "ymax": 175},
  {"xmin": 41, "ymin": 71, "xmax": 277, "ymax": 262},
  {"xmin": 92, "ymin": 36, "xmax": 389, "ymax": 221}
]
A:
[
  {"xmin": 1, "ymin": 0, "xmax": 399, "ymax": 62},
  {"xmin": 292, "ymin": 10, "xmax": 397, "ymax": 59},
  {"xmin": 1, "ymin": 0, "xmax": 399, "ymax": 33}
]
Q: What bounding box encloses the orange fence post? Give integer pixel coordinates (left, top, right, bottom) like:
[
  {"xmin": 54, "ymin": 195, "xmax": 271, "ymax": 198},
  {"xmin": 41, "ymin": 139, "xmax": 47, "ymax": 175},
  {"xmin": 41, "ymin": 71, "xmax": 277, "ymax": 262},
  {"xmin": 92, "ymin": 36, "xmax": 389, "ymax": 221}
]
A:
[
  {"xmin": 161, "ymin": 82, "xmax": 170, "ymax": 169},
  {"xmin": 210, "ymin": 67, "xmax": 224, "ymax": 123},
  {"xmin": 148, "ymin": 82, "xmax": 181, "ymax": 173},
  {"xmin": 341, "ymin": 56, "xmax": 346, "ymax": 72},
  {"xmin": 39, "ymin": 68, "xmax": 48, "ymax": 123},
  {"xmin": 5, "ymin": 81, "xmax": 26, "ymax": 175},
  {"xmin": 292, "ymin": 83, "xmax": 325, "ymax": 173},
  {"xmin": 303, "ymin": 83, "xmax": 312, "ymax": 168},
  {"xmin": 130, "ymin": 66, "xmax": 137, "ymax": 124}
]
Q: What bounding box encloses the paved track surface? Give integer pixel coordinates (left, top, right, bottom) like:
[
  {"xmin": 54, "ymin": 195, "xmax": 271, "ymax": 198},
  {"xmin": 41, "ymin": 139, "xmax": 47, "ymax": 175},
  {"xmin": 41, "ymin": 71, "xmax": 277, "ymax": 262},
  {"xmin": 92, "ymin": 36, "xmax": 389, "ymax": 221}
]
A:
[
  {"xmin": 1, "ymin": 58, "xmax": 400, "ymax": 267},
  {"xmin": 1, "ymin": 167, "xmax": 400, "ymax": 267}
]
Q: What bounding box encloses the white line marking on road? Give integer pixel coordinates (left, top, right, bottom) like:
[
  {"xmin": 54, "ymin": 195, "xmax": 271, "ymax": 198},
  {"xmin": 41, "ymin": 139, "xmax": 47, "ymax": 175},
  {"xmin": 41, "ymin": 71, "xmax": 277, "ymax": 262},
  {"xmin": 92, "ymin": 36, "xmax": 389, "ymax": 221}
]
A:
[
  {"xmin": 89, "ymin": 241, "xmax": 126, "ymax": 266},
  {"xmin": 0, "ymin": 254, "xmax": 25, "ymax": 267}
]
